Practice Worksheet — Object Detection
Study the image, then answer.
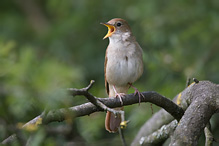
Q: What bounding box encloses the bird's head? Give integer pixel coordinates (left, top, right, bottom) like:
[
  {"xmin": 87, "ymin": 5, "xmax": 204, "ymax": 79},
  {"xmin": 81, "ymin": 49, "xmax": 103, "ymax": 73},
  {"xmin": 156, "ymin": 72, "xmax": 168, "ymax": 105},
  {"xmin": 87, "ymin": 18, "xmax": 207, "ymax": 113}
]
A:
[{"xmin": 101, "ymin": 18, "xmax": 132, "ymax": 40}]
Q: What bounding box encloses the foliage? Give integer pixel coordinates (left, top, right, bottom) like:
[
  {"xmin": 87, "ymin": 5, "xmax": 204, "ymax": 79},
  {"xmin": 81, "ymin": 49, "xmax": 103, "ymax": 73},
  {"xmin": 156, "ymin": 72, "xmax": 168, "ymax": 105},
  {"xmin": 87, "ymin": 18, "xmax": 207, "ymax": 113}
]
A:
[{"xmin": 0, "ymin": 0, "xmax": 218, "ymax": 145}]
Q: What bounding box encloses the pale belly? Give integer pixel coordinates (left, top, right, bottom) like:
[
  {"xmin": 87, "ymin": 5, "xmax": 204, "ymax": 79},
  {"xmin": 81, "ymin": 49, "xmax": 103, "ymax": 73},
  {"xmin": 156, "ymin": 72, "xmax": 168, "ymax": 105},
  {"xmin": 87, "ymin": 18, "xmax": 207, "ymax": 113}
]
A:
[{"xmin": 106, "ymin": 55, "xmax": 143, "ymax": 86}]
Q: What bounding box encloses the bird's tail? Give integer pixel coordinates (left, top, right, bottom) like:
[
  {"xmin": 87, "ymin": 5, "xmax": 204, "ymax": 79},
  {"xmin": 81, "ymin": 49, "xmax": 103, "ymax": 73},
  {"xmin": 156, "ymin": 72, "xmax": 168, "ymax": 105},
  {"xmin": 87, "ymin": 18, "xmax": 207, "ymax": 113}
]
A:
[
  {"xmin": 105, "ymin": 85, "xmax": 128, "ymax": 133},
  {"xmin": 105, "ymin": 107, "xmax": 123, "ymax": 133}
]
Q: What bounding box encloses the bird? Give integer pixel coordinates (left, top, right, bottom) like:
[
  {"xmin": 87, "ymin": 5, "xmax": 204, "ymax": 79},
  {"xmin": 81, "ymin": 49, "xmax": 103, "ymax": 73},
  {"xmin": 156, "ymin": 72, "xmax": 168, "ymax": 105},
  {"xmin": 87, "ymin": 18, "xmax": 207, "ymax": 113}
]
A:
[{"xmin": 101, "ymin": 18, "xmax": 144, "ymax": 133}]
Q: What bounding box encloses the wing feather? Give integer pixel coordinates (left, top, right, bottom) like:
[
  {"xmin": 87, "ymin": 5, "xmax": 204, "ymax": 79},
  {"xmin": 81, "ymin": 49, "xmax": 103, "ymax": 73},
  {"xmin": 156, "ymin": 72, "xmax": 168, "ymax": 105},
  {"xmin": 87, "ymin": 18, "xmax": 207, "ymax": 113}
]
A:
[{"xmin": 104, "ymin": 48, "xmax": 109, "ymax": 95}]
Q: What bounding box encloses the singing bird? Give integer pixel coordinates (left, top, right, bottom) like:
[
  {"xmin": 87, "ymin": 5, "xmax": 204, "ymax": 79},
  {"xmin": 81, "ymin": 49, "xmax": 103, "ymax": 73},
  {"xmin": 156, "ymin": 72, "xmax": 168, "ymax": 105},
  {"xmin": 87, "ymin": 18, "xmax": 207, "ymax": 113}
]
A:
[{"xmin": 101, "ymin": 18, "xmax": 144, "ymax": 133}]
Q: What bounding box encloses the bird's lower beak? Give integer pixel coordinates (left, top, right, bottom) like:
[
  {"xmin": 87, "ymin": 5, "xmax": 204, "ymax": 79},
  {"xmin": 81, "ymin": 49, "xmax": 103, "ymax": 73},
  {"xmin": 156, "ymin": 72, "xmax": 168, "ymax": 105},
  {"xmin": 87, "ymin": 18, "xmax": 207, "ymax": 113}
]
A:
[{"xmin": 101, "ymin": 23, "xmax": 116, "ymax": 39}]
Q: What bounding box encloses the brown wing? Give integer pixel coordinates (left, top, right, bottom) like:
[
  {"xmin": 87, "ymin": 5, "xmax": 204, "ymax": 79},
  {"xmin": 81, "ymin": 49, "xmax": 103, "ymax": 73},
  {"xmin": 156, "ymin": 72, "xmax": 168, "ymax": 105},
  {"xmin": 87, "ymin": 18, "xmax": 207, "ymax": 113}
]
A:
[{"xmin": 104, "ymin": 48, "xmax": 109, "ymax": 95}]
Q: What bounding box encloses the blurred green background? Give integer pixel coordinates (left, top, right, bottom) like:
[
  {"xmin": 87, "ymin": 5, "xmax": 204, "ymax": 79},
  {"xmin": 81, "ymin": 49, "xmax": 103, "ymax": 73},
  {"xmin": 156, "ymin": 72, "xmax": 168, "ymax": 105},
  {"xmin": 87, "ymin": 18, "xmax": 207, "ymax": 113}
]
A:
[{"xmin": 0, "ymin": 0, "xmax": 218, "ymax": 145}]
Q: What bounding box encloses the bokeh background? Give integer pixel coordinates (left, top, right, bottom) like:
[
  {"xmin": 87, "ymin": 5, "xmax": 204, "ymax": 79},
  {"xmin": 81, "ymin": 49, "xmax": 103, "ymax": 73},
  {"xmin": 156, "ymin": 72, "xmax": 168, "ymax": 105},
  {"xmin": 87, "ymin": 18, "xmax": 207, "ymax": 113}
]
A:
[{"xmin": 0, "ymin": 0, "xmax": 219, "ymax": 145}]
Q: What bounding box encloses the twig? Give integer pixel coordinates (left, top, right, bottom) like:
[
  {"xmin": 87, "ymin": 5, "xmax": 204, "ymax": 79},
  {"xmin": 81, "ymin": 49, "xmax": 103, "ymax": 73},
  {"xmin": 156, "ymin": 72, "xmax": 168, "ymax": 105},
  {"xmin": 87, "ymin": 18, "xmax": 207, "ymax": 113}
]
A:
[
  {"xmin": 68, "ymin": 80, "xmax": 95, "ymax": 96},
  {"xmin": 204, "ymin": 122, "xmax": 214, "ymax": 146},
  {"xmin": 186, "ymin": 78, "xmax": 191, "ymax": 87},
  {"xmin": 118, "ymin": 127, "xmax": 127, "ymax": 146},
  {"xmin": 150, "ymin": 104, "xmax": 153, "ymax": 115},
  {"xmin": 2, "ymin": 134, "xmax": 17, "ymax": 145},
  {"xmin": 68, "ymin": 80, "xmax": 125, "ymax": 122},
  {"xmin": 69, "ymin": 80, "xmax": 127, "ymax": 146},
  {"xmin": 71, "ymin": 81, "xmax": 127, "ymax": 146}
]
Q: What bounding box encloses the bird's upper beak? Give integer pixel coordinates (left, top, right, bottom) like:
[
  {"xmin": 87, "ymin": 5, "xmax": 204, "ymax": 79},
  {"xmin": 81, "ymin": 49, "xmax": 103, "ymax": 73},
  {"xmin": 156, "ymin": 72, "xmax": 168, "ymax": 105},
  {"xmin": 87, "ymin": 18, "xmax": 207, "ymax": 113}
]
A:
[{"xmin": 101, "ymin": 22, "xmax": 116, "ymax": 39}]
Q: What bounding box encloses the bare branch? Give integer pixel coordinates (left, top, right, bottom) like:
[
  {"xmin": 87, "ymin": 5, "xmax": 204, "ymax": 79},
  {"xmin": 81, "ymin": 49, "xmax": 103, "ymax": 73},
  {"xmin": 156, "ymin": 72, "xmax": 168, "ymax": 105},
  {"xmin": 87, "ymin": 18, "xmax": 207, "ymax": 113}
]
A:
[
  {"xmin": 119, "ymin": 128, "xmax": 127, "ymax": 146},
  {"xmin": 131, "ymin": 108, "xmax": 175, "ymax": 146},
  {"xmin": 68, "ymin": 80, "xmax": 125, "ymax": 123},
  {"xmin": 204, "ymin": 122, "xmax": 213, "ymax": 146},
  {"xmin": 132, "ymin": 81, "xmax": 219, "ymax": 146},
  {"xmin": 2, "ymin": 134, "xmax": 17, "ymax": 145},
  {"xmin": 139, "ymin": 120, "xmax": 178, "ymax": 145},
  {"xmin": 170, "ymin": 81, "xmax": 219, "ymax": 145},
  {"xmin": 68, "ymin": 80, "xmax": 95, "ymax": 95},
  {"xmin": 186, "ymin": 77, "xmax": 191, "ymax": 87},
  {"xmin": 1, "ymin": 81, "xmax": 185, "ymax": 145}
]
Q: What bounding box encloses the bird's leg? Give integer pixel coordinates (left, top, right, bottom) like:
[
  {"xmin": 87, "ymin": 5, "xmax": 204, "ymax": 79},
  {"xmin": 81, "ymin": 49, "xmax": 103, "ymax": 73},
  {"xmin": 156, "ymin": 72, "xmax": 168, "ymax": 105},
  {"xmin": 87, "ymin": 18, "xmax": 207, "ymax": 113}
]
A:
[
  {"xmin": 112, "ymin": 85, "xmax": 125, "ymax": 105},
  {"xmin": 128, "ymin": 83, "xmax": 144, "ymax": 105}
]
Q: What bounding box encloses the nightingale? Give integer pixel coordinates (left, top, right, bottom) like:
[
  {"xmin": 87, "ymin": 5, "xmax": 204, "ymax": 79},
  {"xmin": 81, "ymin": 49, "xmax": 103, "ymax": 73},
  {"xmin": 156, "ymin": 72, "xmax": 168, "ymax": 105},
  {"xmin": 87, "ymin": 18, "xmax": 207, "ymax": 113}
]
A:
[{"xmin": 101, "ymin": 18, "xmax": 144, "ymax": 133}]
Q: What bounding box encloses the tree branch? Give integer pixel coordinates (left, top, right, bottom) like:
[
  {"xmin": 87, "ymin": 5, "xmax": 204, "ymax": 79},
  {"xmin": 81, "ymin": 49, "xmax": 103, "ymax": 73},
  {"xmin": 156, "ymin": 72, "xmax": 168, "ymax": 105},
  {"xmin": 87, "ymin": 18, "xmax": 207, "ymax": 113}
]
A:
[
  {"xmin": 139, "ymin": 120, "xmax": 178, "ymax": 145},
  {"xmin": 132, "ymin": 81, "xmax": 219, "ymax": 146},
  {"xmin": 131, "ymin": 108, "xmax": 175, "ymax": 146},
  {"xmin": 42, "ymin": 90, "xmax": 183, "ymax": 124},
  {"xmin": 170, "ymin": 81, "xmax": 219, "ymax": 145},
  {"xmin": 67, "ymin": 80, "xmax": 125, "ymax": 122},
  {"xmin": 2, "ymin": 82, "xmax": 184, "ymax": 144},
  {"xmin": 204, "ymin": 122, "xmax": 213, "ymax": 146}
]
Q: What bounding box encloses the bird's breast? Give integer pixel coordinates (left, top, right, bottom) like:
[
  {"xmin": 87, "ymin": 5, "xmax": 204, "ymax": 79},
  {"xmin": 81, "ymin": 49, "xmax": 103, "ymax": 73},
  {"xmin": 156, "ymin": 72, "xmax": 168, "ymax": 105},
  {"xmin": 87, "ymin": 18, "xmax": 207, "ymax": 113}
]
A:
[{"xmin": 105, "ymin": 42, "xmax": 143, "ymax": 86}]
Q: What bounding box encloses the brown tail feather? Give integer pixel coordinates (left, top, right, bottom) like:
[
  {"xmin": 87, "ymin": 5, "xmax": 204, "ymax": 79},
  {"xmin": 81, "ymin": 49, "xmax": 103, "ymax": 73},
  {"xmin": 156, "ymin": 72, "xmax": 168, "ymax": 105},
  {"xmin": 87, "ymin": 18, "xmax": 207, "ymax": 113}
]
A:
[{"xmin": 105, "ymin": 107, "xmax": 123, "ymax": 133}]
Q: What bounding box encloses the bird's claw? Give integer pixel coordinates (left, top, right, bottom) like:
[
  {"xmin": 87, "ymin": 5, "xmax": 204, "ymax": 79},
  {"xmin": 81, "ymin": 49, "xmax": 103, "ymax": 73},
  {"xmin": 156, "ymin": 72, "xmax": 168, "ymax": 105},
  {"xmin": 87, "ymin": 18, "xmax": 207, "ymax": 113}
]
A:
[
  {"xmin": 115, "ymin": 93, "xmax": 125, "ymax": 105},
  {"xmin": 128, "ymin": 83, "xmax": 144, "ymax": 105},
  {"xmin": 134, "ymin": 89, "xmax": 145, "ymax": 105}
]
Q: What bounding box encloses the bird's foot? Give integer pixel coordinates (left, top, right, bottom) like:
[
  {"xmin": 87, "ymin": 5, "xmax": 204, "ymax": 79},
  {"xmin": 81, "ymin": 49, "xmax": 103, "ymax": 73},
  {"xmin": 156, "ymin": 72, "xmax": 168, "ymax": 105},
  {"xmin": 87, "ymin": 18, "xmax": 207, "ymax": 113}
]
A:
[
  {"xmin": 115, "ymin": 93, "xmax": 125, "ymax": 105},
  {"xmin": 128, "ymin": 83, "xmax": 144, "ymax": 105},
  {"xmin": 113, "ymin": 85, "xmax": 125, "ymax": 105},
  {"xmin": 134, "ymin": 89, "xmax": 145, "ymax": 105}
]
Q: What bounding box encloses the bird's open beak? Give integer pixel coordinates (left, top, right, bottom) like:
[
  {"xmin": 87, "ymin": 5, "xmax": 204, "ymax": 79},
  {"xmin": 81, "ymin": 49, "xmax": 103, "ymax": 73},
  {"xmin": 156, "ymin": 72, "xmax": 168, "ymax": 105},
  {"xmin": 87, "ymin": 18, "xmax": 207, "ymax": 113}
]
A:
[{"xmin": 101, "ymin": 22, "xmax": 116, "ymax": 39}]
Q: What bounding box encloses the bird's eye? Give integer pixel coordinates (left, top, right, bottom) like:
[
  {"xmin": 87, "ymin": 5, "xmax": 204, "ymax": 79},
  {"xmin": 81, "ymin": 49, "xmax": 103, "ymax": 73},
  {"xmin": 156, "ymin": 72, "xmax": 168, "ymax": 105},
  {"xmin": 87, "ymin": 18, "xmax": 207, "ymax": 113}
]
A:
[{"xmin": 116, "ymin": 22, "xmax": 122, "ymax": 27}]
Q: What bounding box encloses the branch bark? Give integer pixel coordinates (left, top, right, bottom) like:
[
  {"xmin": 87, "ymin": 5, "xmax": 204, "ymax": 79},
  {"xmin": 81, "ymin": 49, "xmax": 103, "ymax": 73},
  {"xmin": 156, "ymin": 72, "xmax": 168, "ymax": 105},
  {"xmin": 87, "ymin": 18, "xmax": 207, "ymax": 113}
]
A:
[
  {"xmin": 2, "ymin": 82, "xmax": 183, "ymax": 144},
  {"xmin": 132, "ymin": 81, "xmax": 219, "ymax": 146},
  {"xmin": 170, "ymin": 81, "xmax": 219, "ymax": 145},
  {"xmin": 2, "ymin": 81, "xmax": 218, "ymax": 146},
  {"xmin": 139, "ymin": 120, "xmax": 178, "ymax": 145},
  {"xmin": 44, "ymin": 90, "xmax": 184, "ymax": 124}
]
